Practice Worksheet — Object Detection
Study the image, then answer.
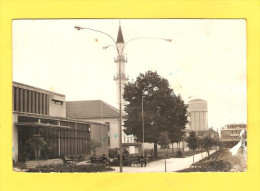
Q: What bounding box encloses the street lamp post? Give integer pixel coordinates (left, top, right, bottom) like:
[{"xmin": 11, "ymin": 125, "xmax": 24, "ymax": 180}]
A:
[
  {"xmin": 165, "ymin": 155, "xmax": 167, "ymax": 172},
  {"xmin": 141, "ymin": 95, "xmax": 144, "ymax": 156},
  {"xmin": 75, "ymin": 25, "xmax": 125, "ymax": 172},
  {"xmin": 118, "ymin": 54, "xmax": 123, "ymax": 173},
  {"xmin": 75, "ymin": 24, "xmax": 172, "ymax": 173}
]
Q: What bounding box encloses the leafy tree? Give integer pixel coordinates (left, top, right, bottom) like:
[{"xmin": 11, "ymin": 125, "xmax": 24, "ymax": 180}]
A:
[
  {"xmin": 167, "ymin": 94, "xmax": 187, "ymax": 152},
  {"xmin": 214, "ymin": 139, "xmax": 222, "ymax": 150},
  {"xmin": 27, "ymin": 134, "xmax": 46, "ymax": 169},
  {"xmin": 201, "ymin": 136, "xmax": 215, "ymax": 156},
  {"xmin": 185, "ymin": 131, "xmax": 198, "ymax": 163},
  {"xmin": 123, "ymin": 71, "xmax": 188, "ymax": 157},
  {"xmin": 158, "ymin": 132, "xmax": 171, "ymax": 172},
  {"xmin": 169, "ymin": 127, "xmax": 186, "ymax": 153},
  {"xmin": 197, "ymin": 138, "xmax": 204, "ymax": 159},
  {"xmin": 87, "ymin": 139, "xmax": 102, "ymax": 156},
  {"xmin": 158, "ymin": 132, "xmax": 171, "ymax": 150}
]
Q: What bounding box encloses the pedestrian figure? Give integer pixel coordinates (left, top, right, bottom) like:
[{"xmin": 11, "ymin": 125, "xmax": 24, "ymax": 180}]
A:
[
  {"xmin": 90, "ymin": 154, "xmax": 96, "ymax": 163},
  {"xmin": 102, "ymin": 154, "xmax": 108, "ymax": 167},
  {"xmin": 139, "ymin": 155, "xmax": 146, "ymax": 167}
]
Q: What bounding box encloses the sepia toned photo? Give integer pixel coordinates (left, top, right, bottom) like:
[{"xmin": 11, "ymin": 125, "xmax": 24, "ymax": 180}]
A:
[{"xmin": 12, "ymin": 19, "xmax": 247, "ymax": 173}]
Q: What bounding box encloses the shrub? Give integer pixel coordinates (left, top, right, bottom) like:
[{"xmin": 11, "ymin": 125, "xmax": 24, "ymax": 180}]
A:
[
  {"xmin": 205, "ymin": 160, "xmax": 232, "ymax": 172},
  {"xmin": 176, "ymin": 151, "xmax": 183, "ymax": 158},
  {"xmin": 27, "ymin": 163, "xmax": 114, "ymax": 173}
]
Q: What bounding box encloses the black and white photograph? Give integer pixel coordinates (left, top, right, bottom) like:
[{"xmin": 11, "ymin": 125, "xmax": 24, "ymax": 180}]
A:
[{"xmin": 12, "ymin": 19, "xmax": 247, "ymax": 173}]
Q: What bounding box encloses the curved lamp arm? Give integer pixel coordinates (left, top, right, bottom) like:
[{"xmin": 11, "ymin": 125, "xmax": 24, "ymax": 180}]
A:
[
  {"xmin": 121, "ymin": 37, "xmax": 172, "ymax": 55},
  {"xmin": 75, "ymin": 26, "xmax": 119, "ymax": 54},
  {"xmin": 103, "ymin": 44, "xmax": 118, "ymax": 51}
]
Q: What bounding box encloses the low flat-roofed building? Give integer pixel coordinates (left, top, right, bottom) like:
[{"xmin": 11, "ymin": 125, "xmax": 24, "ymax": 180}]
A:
[
  {"xmin": 66, "ymin": 100, "xmax": 141, "ymax": 154},
  {"xmin": 12, "ymin": 82, "xmax": 108, "ymax": 163},
  {"xmin": 220, "ymin": 123, "xmax": 247, "ymax": 147},
  {"xmin": 196, "ymin": 128, "xmax": 219, "ymax": 140}
]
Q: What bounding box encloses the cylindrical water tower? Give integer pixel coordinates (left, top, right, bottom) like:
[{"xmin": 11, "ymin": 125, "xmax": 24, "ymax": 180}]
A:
[{"xmin": 188, "ymin": 99, "xmax": 208, "ymax": 131}]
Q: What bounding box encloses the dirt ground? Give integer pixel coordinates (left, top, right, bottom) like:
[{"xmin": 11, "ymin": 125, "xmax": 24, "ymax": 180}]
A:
[{"xmin": 222, "ymin": 148, "xmax": 247, "ymax": 172}]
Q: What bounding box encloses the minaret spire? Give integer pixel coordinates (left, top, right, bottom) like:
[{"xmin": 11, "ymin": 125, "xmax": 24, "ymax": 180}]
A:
[
  {"xmin": 116, "ymin": 24, "xmax": 125, "ymax": 44},
  {"xmin": 114, "ymin": 23, "xmax": 128, "ymax": 108}
]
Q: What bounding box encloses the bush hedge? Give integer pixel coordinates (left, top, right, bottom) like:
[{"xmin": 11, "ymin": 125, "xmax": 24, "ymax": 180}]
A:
[
  {"xmin": 175, "ymin": 151, "xmax": 183, "ymax": 158},
  {"xmin": 27, "ymin": 163, "xmax": 114, "ymax": 173}
]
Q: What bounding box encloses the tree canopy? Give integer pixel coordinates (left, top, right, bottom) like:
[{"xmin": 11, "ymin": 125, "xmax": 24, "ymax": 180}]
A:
[
  {"xmin": 27, "ymin": 134, "xmax": 46, "ymax": 168},
  {"xmin": 87, "ymin": 139, "xmax": 102, "ymax": 156},
  {"xmin": 185, "ymin": 131, "xmax": 198, "ymax": 163},
  {"xmin": 200, "ymin": 136, "xmax": 216, "ymax": 156},
  {"xmin": 123, "ymin": 71, "xmax": 188, "ymax": 156}
]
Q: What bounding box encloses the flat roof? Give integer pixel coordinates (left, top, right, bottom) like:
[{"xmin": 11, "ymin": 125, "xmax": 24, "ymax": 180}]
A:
[{"xmin": 13, "ymin": 81, "xmax": 65, "ymax": 97}]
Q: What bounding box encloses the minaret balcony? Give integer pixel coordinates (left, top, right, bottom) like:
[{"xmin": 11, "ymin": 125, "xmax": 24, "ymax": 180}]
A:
[
  {"xmin": 114, "ymin": 73, "xmax": 129, "ymax": 81},
  {"xmin": 114, "ymin": 56, "xmax": 127, "ymax": 63}
]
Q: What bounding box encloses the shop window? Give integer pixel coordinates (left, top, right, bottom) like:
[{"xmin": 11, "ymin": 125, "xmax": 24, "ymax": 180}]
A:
[{"xmin": 18, "ymin": 115, "xmax": 38, "ymax": 123}]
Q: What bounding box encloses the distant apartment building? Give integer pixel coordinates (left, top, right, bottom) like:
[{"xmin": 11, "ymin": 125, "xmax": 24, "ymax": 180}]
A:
[
  {"xmin": 12, "ymin": 82, "xmax": 108, "ymax": 163},
  {"xmin": 220, "ymin": 123, "xmax": 247, "ymax": 146}
]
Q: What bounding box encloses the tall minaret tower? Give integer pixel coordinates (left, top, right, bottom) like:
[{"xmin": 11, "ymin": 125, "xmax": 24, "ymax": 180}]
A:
[{"xmin": 114, "ymin": 25, "xmax": 128, "ymax": 108}]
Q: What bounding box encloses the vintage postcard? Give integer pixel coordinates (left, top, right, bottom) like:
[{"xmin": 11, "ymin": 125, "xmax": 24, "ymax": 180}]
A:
[
  {"xmin": 12, "ymin": 19, "xmax": 247, "ymax": 173},
  {"xmin": 0, "ymin": 1, "xmax": 259, "ymax": 191}
]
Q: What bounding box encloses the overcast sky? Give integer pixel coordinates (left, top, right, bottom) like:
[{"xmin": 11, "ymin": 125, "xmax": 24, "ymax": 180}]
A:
[{"xmin": 12, "ymin": 19, "xmax": 247, "ymax": 130}]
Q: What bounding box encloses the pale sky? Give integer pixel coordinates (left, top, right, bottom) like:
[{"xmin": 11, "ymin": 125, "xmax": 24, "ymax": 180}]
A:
[{"xmin": 12, "ymin": 19, "xmax": 247, "ymax": 130}]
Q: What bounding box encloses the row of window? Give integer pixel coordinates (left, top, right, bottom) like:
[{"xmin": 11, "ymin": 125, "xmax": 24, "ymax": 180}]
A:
[
  {"xmin": 221, "ymin": 135, "xmax": 240, "ymax": 139},
  {"xmin": 226, "ymin": 126, "xmax": 246, "ymax": 129},
  {"xmin": 18, "ymin": 125, "xmax": 91, "ymax": 160},
  {"xmin": 13, "ymin": 86, "xmax": 49, "ymax": 115},
  {"xmin": 222, "ymin": 130, "xmax": 241, "ymax": 134}
]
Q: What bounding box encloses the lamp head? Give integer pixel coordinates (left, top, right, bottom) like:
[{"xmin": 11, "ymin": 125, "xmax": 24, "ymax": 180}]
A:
[
  {"xmin": 74, "ymin": 26, "xmax": 82, "ymax": 30},
  {"xmin": 163, "ymin": 38, "xmax": 173, "ymax": 42}
]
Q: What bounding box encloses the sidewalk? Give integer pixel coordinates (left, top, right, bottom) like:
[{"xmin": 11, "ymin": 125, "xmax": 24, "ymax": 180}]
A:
[{"xmin": 110, "ymin": 150, "xmax": 216, "ymax": 173}]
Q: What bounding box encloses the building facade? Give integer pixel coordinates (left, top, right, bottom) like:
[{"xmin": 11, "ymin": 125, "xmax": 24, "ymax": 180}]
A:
[
  {"xmin": 196, "ymin": 128, "xmax": 219, "ymax": 140},
  {"xmin": 220, "ymin": 123, "xmax": 247, "ymax": 147},
  {"xmin": 66, "ymin": 100, "xmax": 140, "ymax": 154},
  {"xmin": 12, "ymin": 82, "xmax": 108, "ymax": 163}
]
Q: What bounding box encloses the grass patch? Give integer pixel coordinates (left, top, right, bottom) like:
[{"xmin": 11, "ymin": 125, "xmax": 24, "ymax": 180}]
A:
[{"xmin": 176, "ymin": 149, "xmax": 240, "ymax": 172}]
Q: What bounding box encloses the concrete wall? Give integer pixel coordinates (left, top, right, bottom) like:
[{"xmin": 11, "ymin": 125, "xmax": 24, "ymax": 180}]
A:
[
  {"xmin": 90, "ymin": 123, "xmax": 108, "ymax": 156},
  {"xmin": 94, "ymin": 118, "xmax": 119, "ymax": 149},
  {"xmin": 48, "ymin": 94, "xmax": 66, "ymax": 118},
  {"xmin": 144, "ymin": 142, "xmax": 188, "ymax": 151},
  {"xmin": 12, "ymin": 114, "xmax": 19, "ymax": 163},
  {"xmin": 83, "ymin": 118, "xmax": 135, "ymax": 149}
]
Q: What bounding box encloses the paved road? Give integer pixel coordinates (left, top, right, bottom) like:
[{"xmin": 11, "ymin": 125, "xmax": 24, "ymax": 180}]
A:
[{"xmin": 111, "ymin": 150, "xmax": 216, "ymax": 173}]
